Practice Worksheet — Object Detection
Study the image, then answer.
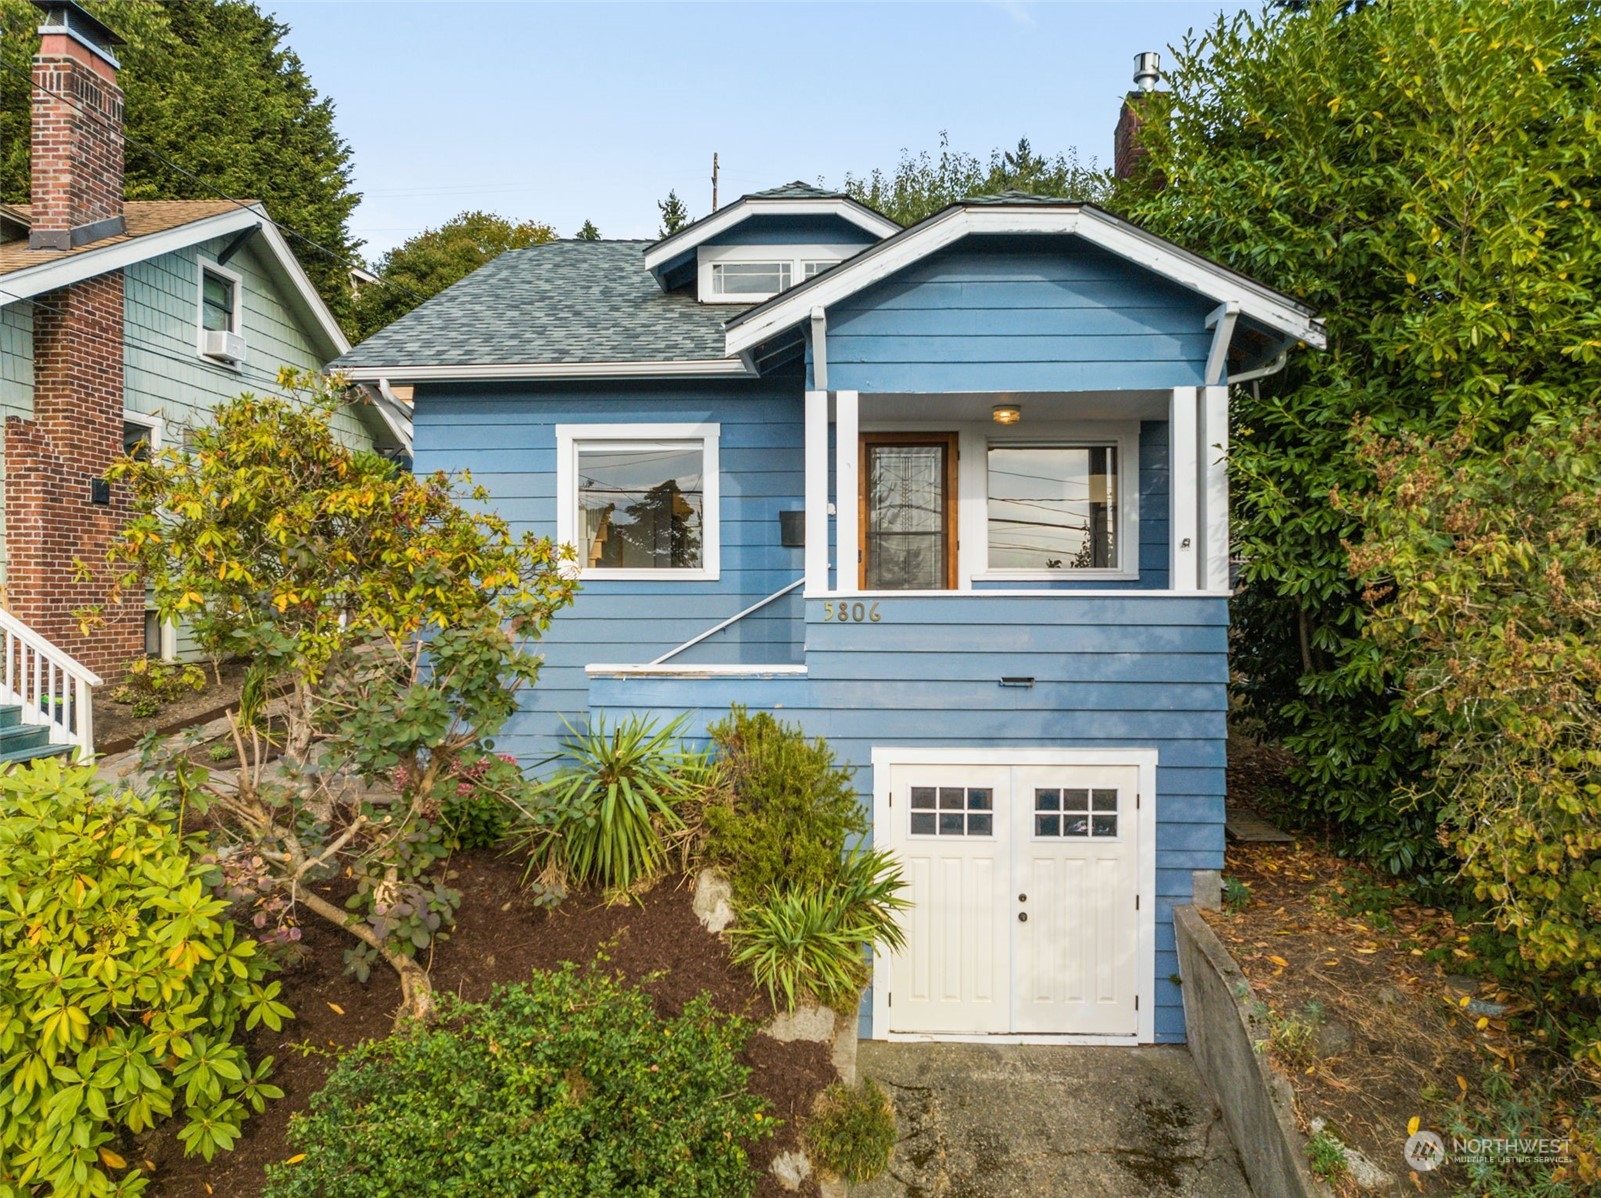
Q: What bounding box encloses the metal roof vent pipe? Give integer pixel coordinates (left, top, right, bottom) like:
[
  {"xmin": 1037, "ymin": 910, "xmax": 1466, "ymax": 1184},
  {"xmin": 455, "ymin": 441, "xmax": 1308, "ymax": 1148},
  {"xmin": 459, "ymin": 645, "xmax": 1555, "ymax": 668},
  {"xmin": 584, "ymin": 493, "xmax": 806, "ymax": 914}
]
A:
[{"xmin": 1132, "ymin": 51, "xmax": 1162, "ymax": 92}]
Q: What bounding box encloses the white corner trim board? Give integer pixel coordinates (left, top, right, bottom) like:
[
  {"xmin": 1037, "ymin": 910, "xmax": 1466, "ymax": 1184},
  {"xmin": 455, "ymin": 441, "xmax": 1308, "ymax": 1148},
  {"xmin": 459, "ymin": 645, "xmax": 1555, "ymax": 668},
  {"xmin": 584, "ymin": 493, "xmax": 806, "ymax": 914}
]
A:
[{"xmin": 724, "ymin": 204, "xmax": 1326, "ymax": 358}]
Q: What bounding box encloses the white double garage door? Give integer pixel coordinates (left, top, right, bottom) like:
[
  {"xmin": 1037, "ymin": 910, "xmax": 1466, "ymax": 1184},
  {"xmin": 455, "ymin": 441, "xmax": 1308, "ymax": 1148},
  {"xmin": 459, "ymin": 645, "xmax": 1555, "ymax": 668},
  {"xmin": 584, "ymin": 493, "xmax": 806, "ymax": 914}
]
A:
[{"xmin": 872, "ymin": 749, "xmax": 1157, "ymax": 1043}]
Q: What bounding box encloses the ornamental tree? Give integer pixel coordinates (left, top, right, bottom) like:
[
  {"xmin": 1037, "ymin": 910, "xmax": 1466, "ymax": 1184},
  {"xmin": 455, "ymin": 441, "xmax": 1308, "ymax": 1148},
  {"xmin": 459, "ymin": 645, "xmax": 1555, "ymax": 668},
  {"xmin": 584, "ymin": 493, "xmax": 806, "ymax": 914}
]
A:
[
  {"xmin": 1117, "ymin": 0, "xmax": 1601, "ymax": 870},
  {"xmin": 97, "ymin": 370, "xmax": 577, "ymax": 1022}
]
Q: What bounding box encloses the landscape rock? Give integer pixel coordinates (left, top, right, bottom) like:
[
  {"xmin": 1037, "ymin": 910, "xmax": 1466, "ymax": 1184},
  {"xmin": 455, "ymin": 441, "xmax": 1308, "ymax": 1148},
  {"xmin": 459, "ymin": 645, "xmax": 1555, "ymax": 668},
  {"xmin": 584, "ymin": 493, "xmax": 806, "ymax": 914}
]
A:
[
  {"xmin": 764, "ymin": 1002, "xmax": 836, "ymax": 1044},
  {"xmin": 1375, "ymin": 984, "xmax": 1406, "ymax": 1006},
  {"xmin": 770, "ymin": 1150, "xmax": 812, "ymax": 1191},
  {"xmin": 1314, "ymin": 1019, "xmax": 1354, "ymax": 1058},
  {"xmin": 691, "ymin": 868, "xmax": 735, "ymax": 933}
]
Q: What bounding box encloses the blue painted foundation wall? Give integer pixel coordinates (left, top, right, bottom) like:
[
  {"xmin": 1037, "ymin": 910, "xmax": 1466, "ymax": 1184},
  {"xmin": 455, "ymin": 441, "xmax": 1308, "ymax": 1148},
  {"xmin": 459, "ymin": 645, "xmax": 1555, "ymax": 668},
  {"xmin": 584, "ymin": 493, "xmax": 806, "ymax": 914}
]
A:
[{"xmin": 587, "ymin": 594, "xmax": 1229, "ymax": 1044}]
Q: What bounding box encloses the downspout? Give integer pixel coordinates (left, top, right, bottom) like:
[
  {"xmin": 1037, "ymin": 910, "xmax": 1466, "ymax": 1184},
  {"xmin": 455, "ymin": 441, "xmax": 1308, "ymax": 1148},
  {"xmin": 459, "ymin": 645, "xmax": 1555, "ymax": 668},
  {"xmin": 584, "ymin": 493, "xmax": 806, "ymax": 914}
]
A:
[
  {"xmin": 1228, "ymin": 348, "xmax": 1290, "ymax": 385},
  {"xmin": 809, "ymin": 306, "xmax": 828, "ymax": 391}
]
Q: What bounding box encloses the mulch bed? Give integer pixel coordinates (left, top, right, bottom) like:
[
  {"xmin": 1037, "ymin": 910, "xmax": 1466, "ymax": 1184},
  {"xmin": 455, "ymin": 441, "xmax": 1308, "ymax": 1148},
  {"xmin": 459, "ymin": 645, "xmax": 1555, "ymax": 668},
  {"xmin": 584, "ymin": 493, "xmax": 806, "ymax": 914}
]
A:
[
  {"xmin": 141, "ymin": 851, "xmax": 832, "ymax": 1198},
  {"xmin": 95, "ymin": 661, "xmax": 251, "ymax": 755}
]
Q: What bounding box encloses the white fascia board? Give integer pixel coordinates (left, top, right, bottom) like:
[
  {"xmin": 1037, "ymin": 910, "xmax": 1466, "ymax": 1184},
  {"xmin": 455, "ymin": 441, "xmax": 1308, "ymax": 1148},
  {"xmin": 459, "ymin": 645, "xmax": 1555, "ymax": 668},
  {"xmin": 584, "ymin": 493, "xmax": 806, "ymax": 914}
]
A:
[
  {"xmin": 725, "ymin": 205, "xmax": 1327, "ymax": 356},
  {"xmin": 253, "ymin": 218, "xmax": 350, "ymax": 359},
  {"xmin": 643, "ymin": 198, "xmax": 900, "ymax": 274},
  {"xmin": 0, "ymin": 207, "xmax": 261, "ymax": 304},
  {"xmin": 338, "ymin": 358, "xmax": 754, "ymax": 384}
]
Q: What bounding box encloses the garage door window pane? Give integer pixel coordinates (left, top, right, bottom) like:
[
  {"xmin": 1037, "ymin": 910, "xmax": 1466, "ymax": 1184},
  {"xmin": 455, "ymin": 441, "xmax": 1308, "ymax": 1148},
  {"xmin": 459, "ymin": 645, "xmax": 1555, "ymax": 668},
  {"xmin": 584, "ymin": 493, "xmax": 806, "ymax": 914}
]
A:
[
  {"xmin": 910, "ymin": 785, "xmax": 994, "ymax": 837},
  {"xmin": 1036, "ymin": 786, "xmax": 1117, "ymax": 838}
]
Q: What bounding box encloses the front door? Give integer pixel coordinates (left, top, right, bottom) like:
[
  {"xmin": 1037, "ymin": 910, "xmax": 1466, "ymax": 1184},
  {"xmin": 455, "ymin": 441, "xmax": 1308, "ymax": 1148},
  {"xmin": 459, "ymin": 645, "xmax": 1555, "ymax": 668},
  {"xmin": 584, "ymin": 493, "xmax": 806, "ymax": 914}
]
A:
[
  {"xmin": 860, "ymin": 434, "xmax": 958, "ymax": 590},
  {"xmin": 885, "ymin": 760, "xmax": 1142, "ymax": 1037}
]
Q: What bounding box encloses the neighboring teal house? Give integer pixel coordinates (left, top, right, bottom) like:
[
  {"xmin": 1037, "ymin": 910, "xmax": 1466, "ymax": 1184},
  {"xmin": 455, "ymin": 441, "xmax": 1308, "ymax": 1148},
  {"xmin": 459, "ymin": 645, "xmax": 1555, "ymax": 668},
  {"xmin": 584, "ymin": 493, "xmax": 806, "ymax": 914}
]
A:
[
  {"xmin": 334, "ymin": 180, "xmax": 1324, "ymax": 1047},
  {"xmin": 0, "ymin": 1, "xmax": 405, "ymax": 764}
]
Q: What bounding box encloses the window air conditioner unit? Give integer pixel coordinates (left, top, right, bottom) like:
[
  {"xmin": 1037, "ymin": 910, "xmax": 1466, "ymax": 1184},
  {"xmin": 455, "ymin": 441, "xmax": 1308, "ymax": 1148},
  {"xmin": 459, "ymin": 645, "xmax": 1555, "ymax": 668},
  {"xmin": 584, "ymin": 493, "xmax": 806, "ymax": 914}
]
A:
[{"xmin": 202, "ymin": 329, "xmax": 246, "ymax": 364}]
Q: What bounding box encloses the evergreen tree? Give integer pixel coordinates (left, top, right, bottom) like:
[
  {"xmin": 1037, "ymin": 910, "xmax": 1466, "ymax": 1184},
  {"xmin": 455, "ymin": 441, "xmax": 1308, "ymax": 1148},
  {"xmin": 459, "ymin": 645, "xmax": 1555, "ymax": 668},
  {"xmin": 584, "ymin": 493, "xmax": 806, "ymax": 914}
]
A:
[
  {"xmin": 840, "ymin": 132, "xmax": 1107, "ymax": 227},
  {"xmin": 576, "ymin": 220, "xmax": 601, "ymax": 241},
  {"xmin": 657, "ymin": 190, "xmax": 691, "ymax": 237},
  {"xmin": 352, "ymin": 210, "xmax": 555, "ymax": 341},
  {"xmin": 0, "ymin": 1, "xmax": 362, "ymax": 328}
]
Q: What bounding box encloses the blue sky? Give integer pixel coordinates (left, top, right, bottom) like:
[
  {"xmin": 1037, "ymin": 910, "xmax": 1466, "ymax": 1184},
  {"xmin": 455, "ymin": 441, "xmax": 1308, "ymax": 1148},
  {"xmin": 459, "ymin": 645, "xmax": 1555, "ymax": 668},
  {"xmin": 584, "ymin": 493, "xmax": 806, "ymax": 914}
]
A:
[{"xmin": 270, "ymin": 1, "xmax": 1254, "ymax": 261}]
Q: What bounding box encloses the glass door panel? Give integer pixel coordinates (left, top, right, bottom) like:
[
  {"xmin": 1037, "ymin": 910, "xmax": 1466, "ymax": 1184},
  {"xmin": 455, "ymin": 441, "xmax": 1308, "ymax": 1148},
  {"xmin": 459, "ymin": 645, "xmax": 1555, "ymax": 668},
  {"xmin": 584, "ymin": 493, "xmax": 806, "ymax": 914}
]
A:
[{"xmin": 861, "ymin": 435, "xmax": 957, "ymax": 590}]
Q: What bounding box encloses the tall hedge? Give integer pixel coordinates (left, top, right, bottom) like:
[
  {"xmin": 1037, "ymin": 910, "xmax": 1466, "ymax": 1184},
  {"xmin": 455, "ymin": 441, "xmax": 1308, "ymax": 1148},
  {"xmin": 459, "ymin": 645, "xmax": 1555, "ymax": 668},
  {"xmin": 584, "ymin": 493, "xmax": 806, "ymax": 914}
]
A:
[{"xmin": 1118, "ymin": 0, "xmax": 1601, "ymax": 871}]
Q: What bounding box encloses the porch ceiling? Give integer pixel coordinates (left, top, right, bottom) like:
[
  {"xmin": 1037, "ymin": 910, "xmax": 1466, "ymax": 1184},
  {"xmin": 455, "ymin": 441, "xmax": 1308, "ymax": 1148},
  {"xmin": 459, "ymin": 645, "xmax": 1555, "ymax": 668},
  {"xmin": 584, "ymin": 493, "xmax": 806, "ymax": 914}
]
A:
[{"xmin": 854, "ymin": 389, "xmax": 1171, "ymax": 422}]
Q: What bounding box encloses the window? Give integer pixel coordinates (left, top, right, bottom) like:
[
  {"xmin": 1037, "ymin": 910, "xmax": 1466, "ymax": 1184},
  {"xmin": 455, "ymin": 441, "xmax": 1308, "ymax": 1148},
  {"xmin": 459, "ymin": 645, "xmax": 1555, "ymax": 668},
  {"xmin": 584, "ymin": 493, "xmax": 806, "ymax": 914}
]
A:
[
  {"xmin": 1034, "ymin": 787, "xmax": 1119, "ymax": 839},
  {"xmin": 122, "ymin": 410, "xmax": 162, "ymax": 461},
  {"xmin": 711, "ymin": 261, "xmax": 791, "ymax": 297},
  {"xmin": 200, "ymin": 265, "xmax": 237, "ymax": 333},
  {"xmin": 696, "ymin": 245, "xmax": 859, "ymax": 303},
  {"xmin": 909, "ymin": 786, "xmax": 994, "ymax": 837},
  {"xmin": 556, "ymin": 424, "xmax": 720, "ymax": 579},
  {"xmin": 986, "ymin": 444, "xmax": 1120, "ymax": 573}
]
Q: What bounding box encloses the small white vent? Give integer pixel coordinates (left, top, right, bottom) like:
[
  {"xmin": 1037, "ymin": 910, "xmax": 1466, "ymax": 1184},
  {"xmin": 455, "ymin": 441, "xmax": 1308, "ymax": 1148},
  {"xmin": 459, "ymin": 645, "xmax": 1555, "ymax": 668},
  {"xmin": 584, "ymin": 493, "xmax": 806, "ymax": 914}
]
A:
[{"xmin": 201, "ymin": 329, "xmax": 245, "ymax": 364}]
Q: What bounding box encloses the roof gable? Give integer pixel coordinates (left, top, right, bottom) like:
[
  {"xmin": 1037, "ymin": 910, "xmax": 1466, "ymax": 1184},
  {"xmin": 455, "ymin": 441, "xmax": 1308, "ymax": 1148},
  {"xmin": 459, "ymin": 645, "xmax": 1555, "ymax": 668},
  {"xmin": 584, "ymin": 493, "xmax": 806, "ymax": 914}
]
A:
[
  {"xmin": 725, "ymin": 200, "xmax": 1326, "ymax": 359},
  {"xmin": 642, "ymin": 184, "xmax": 899, "ymax": 289},
  {"xmin": 0, "ymin": 200, "xmax": 348, "ymax": 360}
]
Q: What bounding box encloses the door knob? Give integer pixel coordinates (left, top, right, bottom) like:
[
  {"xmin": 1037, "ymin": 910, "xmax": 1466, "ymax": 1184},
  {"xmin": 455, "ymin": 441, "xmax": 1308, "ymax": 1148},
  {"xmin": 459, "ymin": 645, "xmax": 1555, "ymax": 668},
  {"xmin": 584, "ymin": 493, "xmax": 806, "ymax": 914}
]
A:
[{"xmin": 1018, "ymin": 912, "xmax": 1028, "ymax": 922}]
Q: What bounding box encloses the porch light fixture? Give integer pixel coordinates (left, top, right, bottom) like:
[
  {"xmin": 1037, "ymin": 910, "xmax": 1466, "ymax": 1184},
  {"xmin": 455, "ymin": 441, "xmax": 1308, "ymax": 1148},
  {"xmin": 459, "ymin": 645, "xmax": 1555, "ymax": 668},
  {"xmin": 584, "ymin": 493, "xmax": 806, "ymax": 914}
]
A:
[{"xmin": 992, "ymin": 403, "xmax": 1022, "ymax": 425}]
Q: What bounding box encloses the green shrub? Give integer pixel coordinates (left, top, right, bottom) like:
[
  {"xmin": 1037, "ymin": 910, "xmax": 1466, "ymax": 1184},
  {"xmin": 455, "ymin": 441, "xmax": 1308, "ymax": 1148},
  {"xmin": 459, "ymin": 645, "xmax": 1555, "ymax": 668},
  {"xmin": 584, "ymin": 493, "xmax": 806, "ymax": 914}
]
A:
[
  {"xmin": 704, "ymin": 707, "xmax": 867, "ymax": 906},
  {"xmin": 1221, "ymin": 875, "xmax": 1252, "ymax": 912},
  {"xmin": 107, "ymin": 656, "xmax": 206, "ymax": 718},
  {"xmin": 805, "ymin": 1080, "xmax": 897, "ymax": 1183},
  {"xmin": 730, "ymin": 850, "xmax": 907, "ymax": 1012},
  {"xmin": 0, "ymin": 760, "xmax": 291, "ymax": 1196},
  {"xmin": 1304, "ymin": 1129, "xmax": 1347, "ymax": 1181},
  {"xmin": 262, "ymin": 963, "xmax": 772, "ymax": 1198},
  {"xmin": 1440, "ymin": 1067, "xmax": 1600, "ymax": 1196},
  {"xmin": 519, "ymin": 715, "xmax": 708, "ymax": 889},
  {"xmin": 439, "ymin": 753, "xmax": 519, "ymax": 849}
]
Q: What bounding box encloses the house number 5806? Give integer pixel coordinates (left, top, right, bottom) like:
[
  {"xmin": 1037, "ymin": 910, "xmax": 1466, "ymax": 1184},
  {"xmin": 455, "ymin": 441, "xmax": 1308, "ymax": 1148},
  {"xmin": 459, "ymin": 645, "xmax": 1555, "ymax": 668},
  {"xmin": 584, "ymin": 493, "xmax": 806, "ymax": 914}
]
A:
[{"xmin": 823, "ymin": 601, "xmax": 881, "ymax": 623}]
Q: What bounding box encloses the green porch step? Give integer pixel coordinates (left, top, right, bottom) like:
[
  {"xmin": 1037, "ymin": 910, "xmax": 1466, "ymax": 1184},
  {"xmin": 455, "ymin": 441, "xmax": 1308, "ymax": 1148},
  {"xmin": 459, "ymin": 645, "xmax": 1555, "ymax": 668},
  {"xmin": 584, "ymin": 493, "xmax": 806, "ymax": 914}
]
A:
[{"xmin": 0, "ymin": 704, "xmax": 73, "ymax": 767}]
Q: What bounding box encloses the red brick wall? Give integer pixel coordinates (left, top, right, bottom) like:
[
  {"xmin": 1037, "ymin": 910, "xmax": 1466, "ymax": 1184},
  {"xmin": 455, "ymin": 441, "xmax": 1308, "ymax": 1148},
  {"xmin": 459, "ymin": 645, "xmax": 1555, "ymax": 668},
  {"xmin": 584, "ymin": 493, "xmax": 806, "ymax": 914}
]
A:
[
  {"xmin": 1113, "ymin": 95, "xmax": 1147, "ymax": 181},
  {"xmin": 31, "ymin": 32, "xmax": 124, "ymax": 237},
  {"xmin": 4, "ymin": 275, "xmax": 142, "ymax": 678}
]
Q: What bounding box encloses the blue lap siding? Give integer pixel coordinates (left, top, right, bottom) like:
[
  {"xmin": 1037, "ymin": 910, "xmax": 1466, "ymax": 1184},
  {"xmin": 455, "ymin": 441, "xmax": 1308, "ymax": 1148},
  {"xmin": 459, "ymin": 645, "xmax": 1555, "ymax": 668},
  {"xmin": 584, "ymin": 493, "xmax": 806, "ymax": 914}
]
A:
[{"xmin": 586, "ymin": 594, "xmax": 1230, "ymax": 1044}]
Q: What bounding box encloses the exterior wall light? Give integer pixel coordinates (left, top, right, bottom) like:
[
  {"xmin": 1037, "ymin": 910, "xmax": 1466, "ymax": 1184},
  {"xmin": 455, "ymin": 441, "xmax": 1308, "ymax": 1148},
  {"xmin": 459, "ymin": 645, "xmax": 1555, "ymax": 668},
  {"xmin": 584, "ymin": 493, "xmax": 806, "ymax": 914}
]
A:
[{"xmin": 992, "ymin": 404, "xmax": 1022, "ymax": 425}]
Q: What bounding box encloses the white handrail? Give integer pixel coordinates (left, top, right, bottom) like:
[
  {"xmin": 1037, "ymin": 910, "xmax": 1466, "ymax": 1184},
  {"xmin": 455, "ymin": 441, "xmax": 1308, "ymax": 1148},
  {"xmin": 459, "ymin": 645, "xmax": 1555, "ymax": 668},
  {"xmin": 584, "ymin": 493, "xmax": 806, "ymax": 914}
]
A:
[
  {"xmin": 0, "ymin": 606, "xmax": 103, "ymax": 762},
  {"xmin": 649, "ymin": 576, "xmax": 805, "ymax": 666}
]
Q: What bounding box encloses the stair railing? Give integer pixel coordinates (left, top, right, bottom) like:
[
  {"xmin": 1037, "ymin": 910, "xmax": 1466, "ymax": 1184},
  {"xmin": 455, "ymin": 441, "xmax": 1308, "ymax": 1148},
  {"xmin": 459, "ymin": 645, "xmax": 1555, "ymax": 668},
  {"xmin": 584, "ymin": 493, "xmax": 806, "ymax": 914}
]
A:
[{"xmin": 0, "ymin": 607, "xmax": 103, "ymax": 761}]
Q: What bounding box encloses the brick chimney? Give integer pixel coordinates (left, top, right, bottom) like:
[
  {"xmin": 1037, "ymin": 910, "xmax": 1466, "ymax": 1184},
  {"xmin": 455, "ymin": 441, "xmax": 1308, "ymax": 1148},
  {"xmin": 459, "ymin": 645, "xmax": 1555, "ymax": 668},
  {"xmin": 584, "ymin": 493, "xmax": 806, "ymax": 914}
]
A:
[
  {"xmin": 29, "ymin": 1, "xmax": 125, "ymax": 251},
  {"xmin": 2, "ymin": 0, "xmax": 142, "ymax": 678},
  {"xmin": 1113, "ymin": 51, "xmax": 1162, "ymax": 181}
]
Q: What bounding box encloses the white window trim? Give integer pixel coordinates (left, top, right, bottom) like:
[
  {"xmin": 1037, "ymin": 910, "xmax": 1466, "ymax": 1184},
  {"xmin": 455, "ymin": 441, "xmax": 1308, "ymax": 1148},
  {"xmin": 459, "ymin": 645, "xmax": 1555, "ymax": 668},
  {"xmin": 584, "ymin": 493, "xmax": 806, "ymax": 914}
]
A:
[
  {"xmin": 555, "ymin": 422, "xmax": 720, "ymax": 581},
  {"xmin": 855, "ymin": 418, "xmax": 1140, "ymax": 589},
  {"xmin": 697, "ymin": 243, "xmax": 866, "ymax": 305},
  {"xmin": 975, "ymin": 422, "xmax": 1142, "ymax": 583},
  {"xmin": 196, "ymin": 257, "xmax": 245, "ymax": 369},
  {"xmin": 869, "ymin": 745, "xmax": 1158, "ymax": 1046},
  {"xmin": 122, "ymin": 408, "xmax": 164, "ymax": 452}
]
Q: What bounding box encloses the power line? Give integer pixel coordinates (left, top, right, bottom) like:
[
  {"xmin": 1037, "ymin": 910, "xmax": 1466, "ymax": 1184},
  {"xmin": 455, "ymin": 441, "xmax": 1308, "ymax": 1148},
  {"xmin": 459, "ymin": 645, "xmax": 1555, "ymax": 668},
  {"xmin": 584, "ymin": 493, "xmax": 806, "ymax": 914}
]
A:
[{"xmin": 0, "ymin": 57, "xmax": 434, "ymax": 310}]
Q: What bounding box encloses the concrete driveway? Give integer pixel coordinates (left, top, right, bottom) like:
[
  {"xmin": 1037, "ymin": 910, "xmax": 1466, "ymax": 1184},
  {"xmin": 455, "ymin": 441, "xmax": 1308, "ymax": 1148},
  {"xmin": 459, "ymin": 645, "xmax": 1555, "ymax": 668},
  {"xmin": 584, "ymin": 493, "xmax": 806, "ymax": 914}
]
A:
[{"xmin": 850, "ymin": 1041, "xmax": 1253, "ymax": 1198}]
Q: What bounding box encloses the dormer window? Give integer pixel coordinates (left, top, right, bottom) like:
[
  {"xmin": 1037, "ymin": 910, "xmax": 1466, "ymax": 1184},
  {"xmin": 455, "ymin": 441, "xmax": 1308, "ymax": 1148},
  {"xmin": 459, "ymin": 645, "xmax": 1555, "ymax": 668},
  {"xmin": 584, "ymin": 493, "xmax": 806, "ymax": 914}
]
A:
[
  {"xmin": 711, "ymin": 261, "xmax": 791, "ymax": 297},
  {"xmin": 697, "ymin": 244, "xmax": 863, "ymax": 304}
]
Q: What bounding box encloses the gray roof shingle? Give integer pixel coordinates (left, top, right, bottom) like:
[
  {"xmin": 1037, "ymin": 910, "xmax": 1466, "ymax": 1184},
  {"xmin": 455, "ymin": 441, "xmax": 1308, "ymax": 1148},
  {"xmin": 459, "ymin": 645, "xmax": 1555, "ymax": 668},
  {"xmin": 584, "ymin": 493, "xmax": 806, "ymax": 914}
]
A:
[
  {"xmin": 747, "ymin": 181, "xmax": 851, "ymax": 200},
  {"xmin": 331, "ymin": 240, "xmax": 737, "ymax": 370}
]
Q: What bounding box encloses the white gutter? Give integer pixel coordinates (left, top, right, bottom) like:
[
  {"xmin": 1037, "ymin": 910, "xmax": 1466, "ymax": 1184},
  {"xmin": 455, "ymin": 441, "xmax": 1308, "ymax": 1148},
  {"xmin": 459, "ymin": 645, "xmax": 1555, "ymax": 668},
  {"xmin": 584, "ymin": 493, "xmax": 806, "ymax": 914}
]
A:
[
  {"xmin": 337, "ymin": 358, "xmax": 755, "ymax": 384},
  {"xmin": 1228, "ymin": 349, "xmax": 1290, "ymax": 385}
]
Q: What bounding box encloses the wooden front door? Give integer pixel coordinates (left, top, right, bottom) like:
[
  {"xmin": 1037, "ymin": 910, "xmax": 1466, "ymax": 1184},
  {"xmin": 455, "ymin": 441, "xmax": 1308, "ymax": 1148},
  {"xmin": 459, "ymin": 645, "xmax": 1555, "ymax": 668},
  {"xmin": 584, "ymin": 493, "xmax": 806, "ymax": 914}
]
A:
[{"xmin": 859, "ymin": 433, "xmax": 958, "ymax": 590}]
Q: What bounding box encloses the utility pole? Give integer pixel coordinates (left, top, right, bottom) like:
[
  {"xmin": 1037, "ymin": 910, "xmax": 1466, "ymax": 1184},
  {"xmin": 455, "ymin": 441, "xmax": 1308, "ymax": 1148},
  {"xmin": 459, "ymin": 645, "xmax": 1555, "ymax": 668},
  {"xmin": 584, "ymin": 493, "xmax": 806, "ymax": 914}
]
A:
[{"xmin": 711, "ymin": 152, "xmax": 719, "ymax": 213}]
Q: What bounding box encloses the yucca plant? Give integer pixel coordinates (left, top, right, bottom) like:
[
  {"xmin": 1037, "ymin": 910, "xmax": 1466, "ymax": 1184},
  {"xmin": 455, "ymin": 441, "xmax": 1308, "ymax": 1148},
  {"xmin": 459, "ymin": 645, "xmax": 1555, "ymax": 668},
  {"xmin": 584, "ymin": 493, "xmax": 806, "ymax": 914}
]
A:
[
  {"xmin": 730, "ymin": 849, "xmax": 909, "ymax": 1012},
  {"xmin": 522, "ymin": 714, "xmax": 708, "ymax": 889}
]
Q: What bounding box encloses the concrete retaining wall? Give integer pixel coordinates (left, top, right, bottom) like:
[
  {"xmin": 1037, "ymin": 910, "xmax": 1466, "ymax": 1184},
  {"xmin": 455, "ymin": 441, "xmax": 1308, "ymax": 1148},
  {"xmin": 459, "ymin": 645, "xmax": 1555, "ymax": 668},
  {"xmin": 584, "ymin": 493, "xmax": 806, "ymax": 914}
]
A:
[{"xmin": 1174, "ymin": 904, "xmax": 1332, "ymax": 1198}]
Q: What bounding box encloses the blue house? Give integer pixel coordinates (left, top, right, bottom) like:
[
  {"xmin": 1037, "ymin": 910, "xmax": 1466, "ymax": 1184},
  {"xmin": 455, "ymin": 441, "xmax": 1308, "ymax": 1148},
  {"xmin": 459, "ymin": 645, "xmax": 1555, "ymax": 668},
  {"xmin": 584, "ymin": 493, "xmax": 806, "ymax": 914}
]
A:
[{"xmin": 334, "ymin": 184, "xmax": 1324, "ymax": 1045}]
